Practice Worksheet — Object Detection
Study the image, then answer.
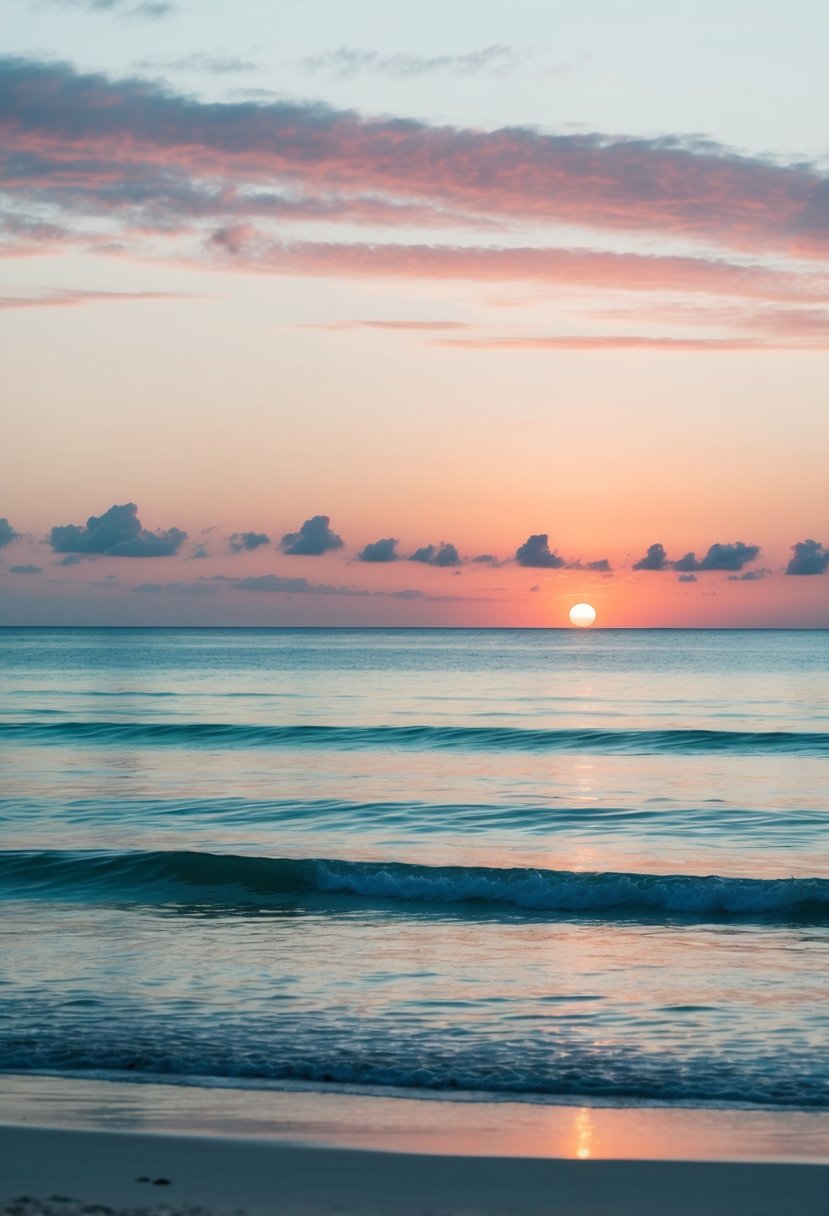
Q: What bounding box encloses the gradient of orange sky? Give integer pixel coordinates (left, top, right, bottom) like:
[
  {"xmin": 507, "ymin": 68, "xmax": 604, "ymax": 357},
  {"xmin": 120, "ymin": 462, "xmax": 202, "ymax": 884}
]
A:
[{"xmin": 1, "ymin": 4, "xmax": 828, "ymax": 625}]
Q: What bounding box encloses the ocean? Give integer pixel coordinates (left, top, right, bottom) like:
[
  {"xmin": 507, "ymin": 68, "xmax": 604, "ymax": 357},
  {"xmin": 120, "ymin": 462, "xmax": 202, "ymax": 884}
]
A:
[{"xmin": 1, "ymin": 627, "xmax": 827, "ymax": 1112}]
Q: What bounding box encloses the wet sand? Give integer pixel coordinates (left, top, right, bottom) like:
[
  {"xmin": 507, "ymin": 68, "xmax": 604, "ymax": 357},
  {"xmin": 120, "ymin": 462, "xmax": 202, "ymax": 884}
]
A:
[
  {"xmin": 1, "ymin": 1076, "xmax": 828, "ymax": 1216},
  {"xmin": 2, "ymin": 1123, "xmax": 829, "ymax": 1216}
]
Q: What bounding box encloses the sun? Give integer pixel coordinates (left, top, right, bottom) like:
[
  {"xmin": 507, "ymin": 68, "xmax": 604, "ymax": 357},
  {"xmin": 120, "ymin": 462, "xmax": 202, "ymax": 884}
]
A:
[{"xmin": 569, "ymin": 603, "xmax": 597, "ymax": 628}]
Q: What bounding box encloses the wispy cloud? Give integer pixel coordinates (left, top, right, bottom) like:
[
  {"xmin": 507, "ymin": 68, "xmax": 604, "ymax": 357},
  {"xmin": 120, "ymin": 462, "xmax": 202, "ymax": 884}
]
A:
[
  {"xmin": 36, "ymin": 0, "xmax": 177, "ymax": 19},
  {"xmin": 4, "ymin": 55, "xmax": 829, "ymax": 354},
  {"xmin": 230, "ymin": 574, "xmax": 368, "ymax": 596},
  {"xmin": 300, "ymin": 44, "xmax": 522, "ymax": 79},
  {"xmin": 0, "ymin": 289, "xmax": 190, "ymax": 309},
  {"xmin": 4, "ymin": 57, "xmax": 829, "ymax": 259},
  {"xmin": 299, "ymin": 319, "xmax": 471, "ymax": 332},
  {"xmin": 213, "ymin": 239, "xmax": 829, "ymax": 304},
  {"xmin": 132, "ymin": 53, "xmax": 262, "ymax": 74},
  {"xmin": 728, "ymin": 569, "xmax": 770, "ymax": 581},
  {"xmin": 439, "ymin": 334, "xmax": 787, "ymax": 352},
  {"xmin": 135, "ymin": 580, "xmax": 220, "ymax": 595},
  {"xmin": 133, "ymin": 572, "xmax": 483, "ymax": 602}
]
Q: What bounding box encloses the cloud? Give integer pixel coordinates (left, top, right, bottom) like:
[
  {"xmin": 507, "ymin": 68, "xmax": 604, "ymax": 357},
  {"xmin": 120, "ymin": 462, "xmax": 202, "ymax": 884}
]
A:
[
  {"xmin": 471, "ymin": 553, "xmax": 498, "ymax": 564},
  {"xmin": 302, "ymin": 319, "xmax": 470, "ymax": 332},
  {"xmin": 567, "ymin": 557, "xmax": 612, "ymax": 572},
  {"xmin": 175, "ymin": 572, "xmax": 486, "ymax": 603},
  {"xmin": 5, "ymin": 56, "xmax": 829, "ymax": 263},
  {"xmin": 301, "ymin": 44, "xmax": 521, "ymax": 79},
  {"xmin": 232, "ymin": 576, "xmax": 384, "ymax": 600},
  {"xmin": 728, "ymin": 569, "xmax": 770, "ymax": 581},
  {"xmin": 233, "ymin": 574, "xmax": 370, "ymax": 596},
  {"xmin": 698, "ymin": 541, "xmax": 761, "ymax": 571},
  {"xmin": 229, "ymin": 530, "xmax": 271, "ymax": 553},
  {"xmin": 515, "ymin": 534, "xmax": 566, "ymax": 569},
  {"xmin": 0, "ymin": 289, "xmax": 188, "ymax": 310},
  {"xmin": 8, "ymin": 564, "xmax": 42, "ymax": 574},
  {"xmin": 41, "ymin": 0, "xmax": 177, "ymax": 17},
  {"xmin": 0, "ymin": 518, "xmax": 19, "ymax": 549},
  {"xmin": 387, "ymin": 588, "xmax": 476, "ymax": 602},
  {"xmin": 633, "ymin": 543, "xmax": 669, "ymax": 571},
  {"xmin": 133, "ymin": 53, "xmax": 261, "ymax": 74},
  {"xmin": 786, "ymin": 538, "xmax": 829, "ymax": 575},
  {"xmin": 440, "ymin": 334, "xmax": 784, "ymax": 352},
  {"xmin": 636, "ymin": 540, "xmax": 760, "ymax": 573},
  {"xmin": 590, "ymin": 301, "xmax": 829, "ymax": 345},
  {"xmin": 673, "ymin": 541, "xmax": 760, "ymax": 572},
  {"xmin": 135, "ymin": 580, "xmax": 219, "ymax": 594},
  {"xmin": 49, "ymin": 502, "xmax": 186, "ymax": 557},
  {"xmin": 409, "ymin": 542, "xmax": 461, "ymax": 567},
  {"xmin": 189, "ymin": 543, "xmax": 209, "ymax": 559},
  {"xmin": 279, "ymin": 514, "xmax": 344, "ymax": 556},
  {"xmin": 358, "ymin": 537, "xmax": 399, "ymax": 562},
  {"xmin": 56, "ymin": 553, "xmax": 82, "ymax": 566},
  {"xmin": 678, "ymin": 573, "xmax": 698, "ymax": 583},
  {"xmin": 219, "ymin": 240, "xmax": 829, "ymax": 305}
]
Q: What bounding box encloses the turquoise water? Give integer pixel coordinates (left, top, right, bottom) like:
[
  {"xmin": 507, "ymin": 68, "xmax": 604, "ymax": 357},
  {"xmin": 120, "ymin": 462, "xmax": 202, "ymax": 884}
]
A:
[{"xmin": 1, "ymin": 628, "xmax": 827, "ymax": 1109}]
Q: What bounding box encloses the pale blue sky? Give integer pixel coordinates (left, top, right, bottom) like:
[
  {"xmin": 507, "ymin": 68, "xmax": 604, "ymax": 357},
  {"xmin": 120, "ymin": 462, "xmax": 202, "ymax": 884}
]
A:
[{"xmin": 5, "ymin": 0, "xmax": 829, "ymax": 158}]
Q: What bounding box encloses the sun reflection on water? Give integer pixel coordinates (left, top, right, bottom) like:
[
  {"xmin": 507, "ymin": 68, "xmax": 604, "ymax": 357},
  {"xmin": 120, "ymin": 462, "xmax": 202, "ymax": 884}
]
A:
[{"xmin": 575, "ymin": 1107, "xmax": 594, "ymax": 1160}]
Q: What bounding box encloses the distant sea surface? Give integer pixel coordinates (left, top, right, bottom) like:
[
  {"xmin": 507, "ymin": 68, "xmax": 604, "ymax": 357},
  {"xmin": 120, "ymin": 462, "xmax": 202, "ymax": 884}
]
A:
[{"xmin": 1, "ymin": 628, "xmax": 827, "ymax": 1110}]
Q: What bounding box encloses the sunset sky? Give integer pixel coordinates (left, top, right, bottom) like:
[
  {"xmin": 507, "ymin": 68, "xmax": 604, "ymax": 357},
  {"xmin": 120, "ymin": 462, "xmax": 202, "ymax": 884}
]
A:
[{"xmin": 2, "ymin": 0, "xmax": 828, "ymax": 626}]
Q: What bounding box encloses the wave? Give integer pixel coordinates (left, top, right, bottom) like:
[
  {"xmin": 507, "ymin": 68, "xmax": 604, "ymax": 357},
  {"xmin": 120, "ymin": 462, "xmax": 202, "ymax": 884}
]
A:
[
  {"xmin": 6, "ymin": 795, "xmax": 826, "ymax": 837},
  {"xmin": 1, "ymin": 849, "xmax": 827, "ymax": 921},
  {"xmin": 3, "ymin": 720, "xmax": 828, "ymax": 754},
  {"xmin": 3, "ymin": 1041, "xmax": 826, "ymax": 1110}
]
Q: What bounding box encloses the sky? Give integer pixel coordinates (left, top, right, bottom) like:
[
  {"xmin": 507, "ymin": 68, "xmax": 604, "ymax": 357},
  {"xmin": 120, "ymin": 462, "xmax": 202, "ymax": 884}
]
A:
[{"xmin": 1, "ymin": 0, "xmax": 828, "ymax": 626}]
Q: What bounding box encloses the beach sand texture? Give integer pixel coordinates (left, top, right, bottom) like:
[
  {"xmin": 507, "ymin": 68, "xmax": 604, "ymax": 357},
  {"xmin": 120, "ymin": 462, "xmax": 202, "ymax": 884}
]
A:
[{"xmin": 2, "ymin": 1125, "xmax": 829, "ymax": 1216}]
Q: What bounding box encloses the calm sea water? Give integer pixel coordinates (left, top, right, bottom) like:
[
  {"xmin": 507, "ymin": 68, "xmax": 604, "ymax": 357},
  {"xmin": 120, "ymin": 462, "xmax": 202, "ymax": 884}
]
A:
[{"xmin": 1, "ymin": 628, "xmax": 827, "ymax": 1110}]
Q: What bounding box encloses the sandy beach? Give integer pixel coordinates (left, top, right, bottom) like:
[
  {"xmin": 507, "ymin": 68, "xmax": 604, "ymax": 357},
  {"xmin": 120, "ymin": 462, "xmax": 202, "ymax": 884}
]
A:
[
  {"xmin": 2, "ymin": 1122, "xmax": 828, "ymax": 1216},
  {"xmin": 1, "ymin": 1077, "xmax": 828, "ymax": 1216}
]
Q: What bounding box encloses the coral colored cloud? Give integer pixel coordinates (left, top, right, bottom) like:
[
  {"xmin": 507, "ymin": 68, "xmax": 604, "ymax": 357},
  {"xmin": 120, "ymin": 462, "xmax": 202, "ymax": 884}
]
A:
[
  {"xmin": 440, "ymin": 334, "xmax": 785, "ymax": 351},
  {"xmin": 3, "ymin": 57, "xmax": 829, "ymax": 257},
  {"xmin": 231, "ymin": 240, "xmax": 829, "ymax": 302},
  {"xmin": 0, "ymin": 289, "xmax": 189, "ymax": 309}
]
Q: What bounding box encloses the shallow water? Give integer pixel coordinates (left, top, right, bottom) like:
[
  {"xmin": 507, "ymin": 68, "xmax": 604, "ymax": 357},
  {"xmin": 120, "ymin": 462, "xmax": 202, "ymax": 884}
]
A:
[{"xmin": 1, "ymin": 628, "xmax": 827, "ymax": 1108}]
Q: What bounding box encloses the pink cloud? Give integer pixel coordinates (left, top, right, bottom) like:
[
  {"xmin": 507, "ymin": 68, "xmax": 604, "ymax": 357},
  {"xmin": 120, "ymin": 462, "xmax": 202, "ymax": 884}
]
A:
[
  {"xmin": 437, "ymin": 334, "xmax": 817, "ymax": 352},
  {"xmin": 2, "ymin": 57, "xmax": 829, "ymax": 257},
  {"xmin": 297, "ymin": 319, "xmax": 470, "ymax": 332},
  {"xmin": 0, "ymin": 288, "xmax": 191, "ymax": 309},
  {"xmin": 206, "ymin": 236, "xmax": 829, "ymax": 303},
  {"xmin": 589, "ymin": 301, "xmax": 829, "ymax": 341}
]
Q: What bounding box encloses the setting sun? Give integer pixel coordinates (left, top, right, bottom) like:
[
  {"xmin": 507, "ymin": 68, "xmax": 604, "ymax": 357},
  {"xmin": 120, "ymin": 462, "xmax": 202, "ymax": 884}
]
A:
[{"xmin": 569, "ymin": 603, "xmax": 597, "ymax": 627}]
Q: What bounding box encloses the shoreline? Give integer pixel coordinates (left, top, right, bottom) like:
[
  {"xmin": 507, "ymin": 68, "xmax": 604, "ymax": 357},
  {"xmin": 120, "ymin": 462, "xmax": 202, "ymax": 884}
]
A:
[{"xmin": 2, "ymin": 1073, "xmax": 829, "ymax": 1162}]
